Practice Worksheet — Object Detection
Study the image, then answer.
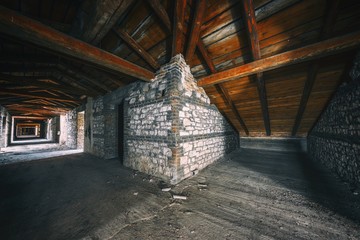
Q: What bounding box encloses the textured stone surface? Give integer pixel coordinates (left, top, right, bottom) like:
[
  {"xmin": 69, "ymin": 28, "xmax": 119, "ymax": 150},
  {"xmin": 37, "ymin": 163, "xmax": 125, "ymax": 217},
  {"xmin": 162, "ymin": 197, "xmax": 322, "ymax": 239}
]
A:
[
  {"xmin": 65, "ymin": 109, "xmax": 78, "ymax": 149},
  {"xmin": 125, "ymin": 54, "xmax": 239, "ymax": 184},
  {"xmin": 84, "ymin": 85, "xmax": 132, "ymax": 159},
  {"xmin": 308, "ymin": 78, "xmax": 360, "ymax": 188},
  {"xmin": 77, "ymin": 112, "xmax": 84, "ymax": 149},
  {"xmin": 0, "ymin": 106, "xmax": 10, "ymax": 148}
]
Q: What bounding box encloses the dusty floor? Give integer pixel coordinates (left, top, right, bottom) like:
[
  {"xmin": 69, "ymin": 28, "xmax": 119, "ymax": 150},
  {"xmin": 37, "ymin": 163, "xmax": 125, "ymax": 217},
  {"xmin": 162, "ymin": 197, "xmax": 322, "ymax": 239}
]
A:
[
  {"xmin": 0, "ymin": 148, "xmax": 359, "ymax": 240},
  {"xmin": 0, "ymin": 143, "xmax": 82, "ymax": 165}
]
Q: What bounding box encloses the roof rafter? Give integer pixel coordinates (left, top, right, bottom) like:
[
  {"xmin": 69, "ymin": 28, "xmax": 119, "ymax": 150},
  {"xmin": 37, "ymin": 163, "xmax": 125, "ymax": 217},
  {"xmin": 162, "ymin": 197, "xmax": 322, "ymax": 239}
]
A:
[
  {"xmin": 197, "ymin": 30, "xmax": 360, "ymax": 87},
  {"xmin": 113, "ymin": 28, "xmax": 160, "ymax": 69},
  {"xmin": 172, "ymin": 0, "xmax": 186, "ymax": 57},
  {"xmin": 78, "ymin": 0, "xmax": 136, "ymax": 45},
  {"xmin": 0, "ymin": 6, "xmax": 155, "ymax": 82},
  {"xmin": 185, "ymin": 0, "xmax": 206, "ymax": 62},
  {"xmin": 0, "ymin": 89, "xmax": 81, "ymax": 103},
  {"xmin": 197, "ymin": 33, "xmax": 249, "ymax": 135},
  {"xmin": 146, "ymin": 0, "xmax": 171, "ymax": 31},
  {"xmin": 292, "ymin": 0, "xmax": 340, "ymax": 136},
  {"xmin": 241, "ymin": 0, "xmax": 271, "ymax": 136}
]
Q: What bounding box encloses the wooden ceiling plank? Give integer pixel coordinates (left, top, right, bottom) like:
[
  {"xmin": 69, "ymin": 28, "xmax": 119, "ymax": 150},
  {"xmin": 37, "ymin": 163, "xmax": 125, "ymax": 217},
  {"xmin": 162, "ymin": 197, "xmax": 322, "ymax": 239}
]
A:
[
  {"xmin": 0, "ymin": 73, "xmax": 87, "ymax": 96},
  {"xmin": 197, "ymin": 30, "xmax": 360, "ymax": 87},
  {"xmin": 53, "ymin": 74, "xmax": 98, "ymax": 97},
  {"xmin": 185, "ymin": 0, "xmax": 206, "ymax": 62},
  {"xmin": 114, "ymin": 28, "xmax": 160, "ymax": 69},
  {"xmin": 172, "ymin": 0, "xmax": 187, "ymax": 57},
  {"xmin": 292, "ymin": 0, "xmax": 340, "ymax": 136},
  {"xmin": 146, "ymin": 0, "xmax": 172, "ymax": 32},
  {"xmin": 241, "ymin": 0, "xmax": 270, "ymax": 136},
  {"xmin": 78, "ymin": 0, "xmax": 136, "ymax": 45},
  {"xmin": 255, "ymin": 0, "xmax": 301, "ymax": 22},
  {"xmin": 57, "ymin": 64, "xmax": 112, "ymax": 92},
  {"xmin": 0, "ymin": 6, "xmax": 155, "ymax": 82}
]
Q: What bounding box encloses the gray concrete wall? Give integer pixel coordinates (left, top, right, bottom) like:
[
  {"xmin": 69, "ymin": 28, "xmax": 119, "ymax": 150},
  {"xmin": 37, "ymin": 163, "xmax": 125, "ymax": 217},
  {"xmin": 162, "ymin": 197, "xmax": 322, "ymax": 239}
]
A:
[{"xmin": 308, "ymin": 53, "xmax": 360, "ymax": 188}]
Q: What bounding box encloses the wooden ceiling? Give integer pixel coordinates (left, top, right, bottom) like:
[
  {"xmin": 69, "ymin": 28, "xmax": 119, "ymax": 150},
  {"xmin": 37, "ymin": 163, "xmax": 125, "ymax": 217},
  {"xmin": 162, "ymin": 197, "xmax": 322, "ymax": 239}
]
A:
[{"xmin": 0, "ymin": 0, "xmax": 359, "ymax": 137}]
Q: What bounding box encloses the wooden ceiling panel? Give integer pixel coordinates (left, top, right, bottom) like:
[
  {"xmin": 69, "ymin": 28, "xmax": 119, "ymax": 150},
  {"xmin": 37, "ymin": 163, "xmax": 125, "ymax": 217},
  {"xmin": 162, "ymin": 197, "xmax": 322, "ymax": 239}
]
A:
[
  {"xmin": 1, "ymin": 0, "xmax": 359, "ymax": 133},
  {"xmin": 257, "ymin": 0, "xmax": 325, "ymax": 41}
]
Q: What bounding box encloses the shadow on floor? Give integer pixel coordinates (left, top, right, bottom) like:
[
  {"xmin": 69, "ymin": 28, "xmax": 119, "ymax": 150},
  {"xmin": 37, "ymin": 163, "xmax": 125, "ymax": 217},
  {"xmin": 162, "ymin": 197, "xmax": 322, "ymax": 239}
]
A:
[{"xmin": 231, "ymin": 148, "xmax": 360, "ymax": 223}]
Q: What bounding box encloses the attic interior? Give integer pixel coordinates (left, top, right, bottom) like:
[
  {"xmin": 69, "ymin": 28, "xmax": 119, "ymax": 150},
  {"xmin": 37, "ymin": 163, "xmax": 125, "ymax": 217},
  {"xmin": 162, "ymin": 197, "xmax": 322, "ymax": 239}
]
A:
[{"xmin": 0, "ymin": 0, "xmax": 359, "ymax": 239}]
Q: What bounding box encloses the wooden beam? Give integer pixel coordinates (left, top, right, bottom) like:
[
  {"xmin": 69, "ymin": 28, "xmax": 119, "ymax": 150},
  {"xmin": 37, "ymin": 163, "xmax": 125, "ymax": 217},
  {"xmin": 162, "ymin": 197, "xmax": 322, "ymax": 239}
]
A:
[
  {"xmin": 146, "ymin": 0, "xmax": 172, "ymax": 31},
  {"xmin": 172, "ymin": 0, "xmax": 186, "ymax": 57},
  {"xmin": 0, "ymin": 6, "xmax": 155, "ymax": 82},
  {"xmin": 0, "ymin": 73, "xmax": 88, "ymax": 96},
  {"xmin": 255, "ymin": 73, "xmax": 270, "ymax": 135},
  {"xmin": 0, "ymin": 89, "xmax": 80, "ymax": 103},
  {"xmin": 54, "ymin": 71, "xmax": 103, "ymax": 96},
  {"xmin": 291, "ymin": 63, "xmax": 319, "ymax": 136},
  {"xmin": 197, "ymin": 31, "xmax": 360, "ymax": 87},
  {"xmin": 241, "ymin": 0, "xmax": 271, "ymax": 136},
  {"xmin": 185, "ymin": 0, "xmax": 206, "ymax": 62},
  {"xmin": 242, "ymin": 0, "xmax": 261, "ymax": 60},
  {"xmin": 215, "ymin": 84, "xmax": 249, "ymax": 135},
  {"xmin": 197, "ymin": 40, "xmax": 249, "ymax": 134},
  {"xmin": 291, "ymin": 0, "xmax": 340, "ymax": 136},
  {"xmin": 114, "ymin": 28, "xmax": 160, "ymax": 69},
  {"xmin": 255, "ymin": 0, "xmax": 301, "ymax": 22},
  {"xmin": 57, "ymin": 64, "xmax": 112, "ymax": 93},
  {"xmin": 197, "ymin": 40, "xmax": 216, "ymax": 73},
  {"xmin": 79, "ymin": 0, "xmax": 135, "ymax": 45}
]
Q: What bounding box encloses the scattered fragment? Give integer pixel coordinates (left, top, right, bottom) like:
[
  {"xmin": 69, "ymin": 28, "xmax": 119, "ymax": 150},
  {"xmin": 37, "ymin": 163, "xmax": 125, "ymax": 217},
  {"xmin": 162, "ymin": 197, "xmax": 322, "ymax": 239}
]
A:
[
  {"xmin": 162, "ymin": 187, "xmax": 172, "ymax": 192},
  {"xmin": 133, "ymin": 192, "xmax": 138, "ymax": 196},
  {"xmin": 198, "ymin": 184, "xmax": 207, "ymax": 188},
  {"xmin": 173, "ymin": 195, "xmax": 187, "ymax": 200}
]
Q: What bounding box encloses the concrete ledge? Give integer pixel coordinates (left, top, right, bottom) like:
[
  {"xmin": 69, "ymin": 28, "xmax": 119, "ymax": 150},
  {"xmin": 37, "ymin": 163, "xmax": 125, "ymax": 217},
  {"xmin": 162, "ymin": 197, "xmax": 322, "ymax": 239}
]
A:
[{"xmin": 240, "ymin": 137, "xmax": 307, "ymax": 152}]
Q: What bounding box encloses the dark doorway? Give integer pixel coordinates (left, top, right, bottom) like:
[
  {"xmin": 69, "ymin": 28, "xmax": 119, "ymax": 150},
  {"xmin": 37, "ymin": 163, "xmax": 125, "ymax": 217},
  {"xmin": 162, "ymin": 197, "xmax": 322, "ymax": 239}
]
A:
[
  {"xmin": 118, "ymin": 101, "xmax": 125, "ymax": 164},
  {"xmin": 55, "ymin": 116, "xmax": 60, "ymax": 143}
]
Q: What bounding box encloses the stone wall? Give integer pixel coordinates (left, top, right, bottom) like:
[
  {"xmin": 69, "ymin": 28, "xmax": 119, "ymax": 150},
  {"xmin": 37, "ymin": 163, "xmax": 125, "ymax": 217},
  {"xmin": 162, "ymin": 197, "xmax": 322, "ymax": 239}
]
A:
[
  {"xmin": 125, "ymin": 54, "xmax": 238, "ymax": 184},
  {"xmin": 77, "ymin": 112, "xmax": 84, "ymax": 149},
  {"xmin": 308, "ymin": 54, "xmax": 360, "ymax": 188},
  {"xmin": 0, "ymin": 106, "xmax": 11, "ymax": 149},
  {"xmin": 65, "ymin": 109, "xmax": 78, "ymax": 149},
  {"xmin": 84, "ymin": 86, "xmax": 131, "ymax": 159}
]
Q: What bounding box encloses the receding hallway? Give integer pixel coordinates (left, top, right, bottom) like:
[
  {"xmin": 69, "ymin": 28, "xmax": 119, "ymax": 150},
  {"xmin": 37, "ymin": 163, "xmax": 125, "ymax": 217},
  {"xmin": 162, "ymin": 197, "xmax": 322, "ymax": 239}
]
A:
[{"xmin": 1, "ymin": 148, "xmax": 359, "ymax": 240}]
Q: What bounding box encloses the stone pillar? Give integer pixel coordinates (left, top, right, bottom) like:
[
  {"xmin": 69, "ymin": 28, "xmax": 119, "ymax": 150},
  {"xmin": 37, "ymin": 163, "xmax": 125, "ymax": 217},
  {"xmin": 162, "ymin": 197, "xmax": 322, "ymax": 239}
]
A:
[
  {"xmin": 65, "ymin": 109, "xmax": 78, "ymax": 149},
  {"xmin": 0, "ymin": 106, "xmax": 11, "ymax": 149},
  {"xmin": 125, "ymin": 55, "xmax": 238, "ymax": 184}
]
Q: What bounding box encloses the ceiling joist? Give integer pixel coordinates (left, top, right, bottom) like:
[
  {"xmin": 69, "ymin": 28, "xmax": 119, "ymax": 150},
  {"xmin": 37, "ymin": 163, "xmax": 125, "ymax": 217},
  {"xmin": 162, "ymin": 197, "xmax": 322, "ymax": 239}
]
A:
[
  {"xmin": 197, "ymin": 30, "xmax": 360, "ymax": 87},
  {"xmin": 0, "ymin": 6, "xmax": 155, "ymax": 82},
  {"xmin": 185, "ymin": 0, "xmax": 206, "ymax": 62},
  {"xmin": 292, "ymin": 0, "xmax": 340, "ymax": 136},
  {"xmin": 114, "ymin": 28, "xmax": 160, "ymax": 69},
  {"xmin": 172, "ymin": 0, "xmax": 186, "ymax": 57},
  {"xmin": 241, "ymin": 0, "xmax": 271, "ymax": 136}
]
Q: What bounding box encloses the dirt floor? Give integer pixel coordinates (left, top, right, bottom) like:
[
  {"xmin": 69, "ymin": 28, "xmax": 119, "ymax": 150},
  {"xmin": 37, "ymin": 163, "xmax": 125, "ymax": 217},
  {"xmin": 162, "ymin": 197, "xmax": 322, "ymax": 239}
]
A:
[{"xmin": 0, "ymin": 148, "xmax": 359, "ymax": 240}]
